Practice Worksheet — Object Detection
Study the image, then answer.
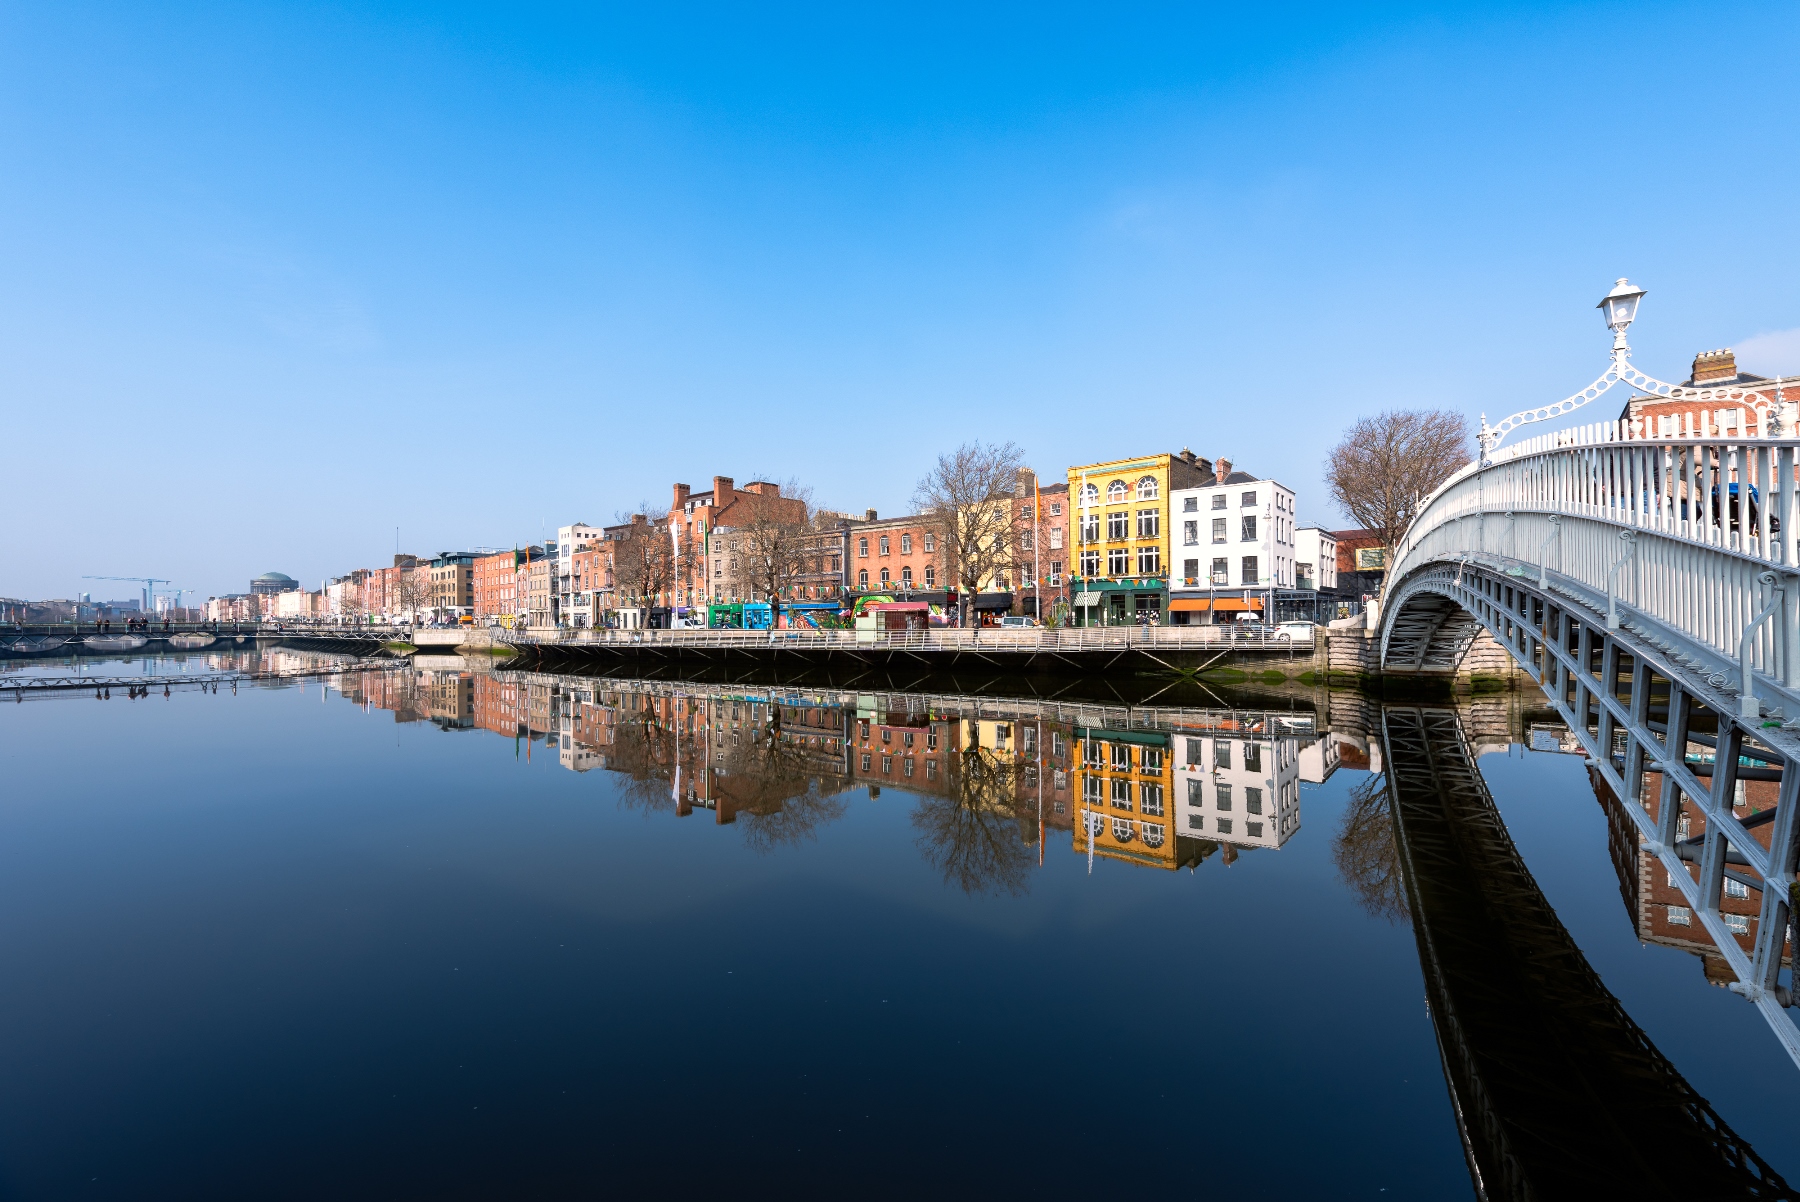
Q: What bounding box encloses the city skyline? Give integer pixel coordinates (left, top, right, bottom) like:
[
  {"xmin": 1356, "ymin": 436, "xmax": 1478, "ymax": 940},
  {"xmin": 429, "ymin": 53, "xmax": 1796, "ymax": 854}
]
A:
[{"xmin": 4, "ymin": 3, "xmax": 1798, "ymax": 600}]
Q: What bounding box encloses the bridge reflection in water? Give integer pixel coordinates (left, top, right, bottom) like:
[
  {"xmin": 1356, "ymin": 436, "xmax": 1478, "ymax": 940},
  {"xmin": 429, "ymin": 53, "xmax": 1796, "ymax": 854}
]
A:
[{"xmin": 1383, "ymin": 706, "xmax": 1794, "ymax": 1200}]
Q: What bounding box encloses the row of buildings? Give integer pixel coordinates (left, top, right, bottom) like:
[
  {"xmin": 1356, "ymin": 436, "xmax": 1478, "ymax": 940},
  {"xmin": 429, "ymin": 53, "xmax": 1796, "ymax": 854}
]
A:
[{"xmin": 209, "ymin": 454, "xmax": 1385, "ymax": 629}]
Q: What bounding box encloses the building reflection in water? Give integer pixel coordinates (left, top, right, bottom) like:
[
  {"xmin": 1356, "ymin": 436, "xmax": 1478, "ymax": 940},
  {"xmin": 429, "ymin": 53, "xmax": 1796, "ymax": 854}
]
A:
[{"xmin": 329, "ymin": 664, "xmax": 1343, "ymax": 889}]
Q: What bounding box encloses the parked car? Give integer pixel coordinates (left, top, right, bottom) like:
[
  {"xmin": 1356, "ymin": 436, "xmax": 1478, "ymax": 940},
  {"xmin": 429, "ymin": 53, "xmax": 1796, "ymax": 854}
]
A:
[
  {"xmin": 998, "ymin": 615, "xmax": 1037, "ymax": 628},
  {"xmin": 1276, "ymin": 620, "xmax": 1317, "ymax": 641}
]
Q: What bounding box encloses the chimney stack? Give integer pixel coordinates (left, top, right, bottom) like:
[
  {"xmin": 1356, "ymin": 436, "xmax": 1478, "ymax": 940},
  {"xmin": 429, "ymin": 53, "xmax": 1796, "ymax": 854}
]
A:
[
  {"xmin": 1215, "ymin": 457, "xmax": 1232, "ymax": 485},
  {"xmin": 713, "ymin": 475, "xmax": 734, "ymax": 501},
  {"xmin": 865, "ymin": 509, "xmax": 878, "ymax": 522},
  {"xmin": 1179, "ymin": 447, "xmax": 1195, "ymax": 465},
  {"xmin": 673, "ymin": 482, "xmax": 691, "ymax": 510},
  {"xmin": 1692, "ymin": 348, "xmax": 1737, "ymax": 385}
]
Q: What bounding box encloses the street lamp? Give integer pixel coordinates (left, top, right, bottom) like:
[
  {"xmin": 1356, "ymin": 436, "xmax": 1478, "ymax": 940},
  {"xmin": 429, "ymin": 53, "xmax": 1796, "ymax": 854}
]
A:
[
  {"xmin": 1474, "ymin": 277, "xmax": 1782, "ymax": 464},
  {"xmin": 1596, "ymin": 277, "xmax": 1645, "ymax": 348}
]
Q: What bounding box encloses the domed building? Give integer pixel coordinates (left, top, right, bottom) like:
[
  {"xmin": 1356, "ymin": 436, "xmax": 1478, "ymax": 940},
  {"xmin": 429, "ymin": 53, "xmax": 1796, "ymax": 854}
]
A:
[{"xmin": 250, "ymin": 571, "xmax": 299, "ymax": 596}]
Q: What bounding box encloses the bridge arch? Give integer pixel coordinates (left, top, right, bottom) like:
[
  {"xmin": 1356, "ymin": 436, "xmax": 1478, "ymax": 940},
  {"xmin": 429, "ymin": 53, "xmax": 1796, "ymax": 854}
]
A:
[{"xmin": 1377, "ymin": 417, "xmax": 1800, "ymax": 1067}]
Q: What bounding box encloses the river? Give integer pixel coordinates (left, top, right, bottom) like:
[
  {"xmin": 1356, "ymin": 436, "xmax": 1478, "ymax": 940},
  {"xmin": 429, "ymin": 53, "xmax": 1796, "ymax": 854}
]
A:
[{"xmin": 0, "ymin": 648, "xmax": 1794, "ymax": 1198}]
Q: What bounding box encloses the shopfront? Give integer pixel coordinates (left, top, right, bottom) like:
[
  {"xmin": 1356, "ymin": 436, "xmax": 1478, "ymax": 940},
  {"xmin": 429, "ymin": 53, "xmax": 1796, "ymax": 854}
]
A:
[
  {"xmin": 1165, "ymin": 595, "xmax": 1265, "ymax": 625},
  {"xmin": 1071, "ymin": 580, "xmax": 1167, "ymax": 626}
]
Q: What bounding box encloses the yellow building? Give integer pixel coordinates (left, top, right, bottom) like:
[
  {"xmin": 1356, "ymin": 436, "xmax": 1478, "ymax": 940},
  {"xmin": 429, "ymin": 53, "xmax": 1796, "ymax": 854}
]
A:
[
  {"xmin": 1072, "ymin": 727, "xmax": 1178, "ymax": 869},
  {"xmin": 1066, "ymin": 451, "xmax": 1215, "ymax": 625}
]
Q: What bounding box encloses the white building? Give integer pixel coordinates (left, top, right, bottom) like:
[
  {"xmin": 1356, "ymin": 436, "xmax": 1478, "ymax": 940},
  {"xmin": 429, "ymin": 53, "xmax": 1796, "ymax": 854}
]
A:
[
  {"xmin": 556, "ymin": 524, "xmax": 601, "ymax": 626},
  {"xmin": 1168, "ymin": 472, "xmax": 1297, "ymax": 624},
  {"xmin": 1295, "ymin": 527, "xmax": 1338, "ymax": 594},
  {"xmin": 1175, "ymin": 730, "xmax": 1302, "ymax": 849}
]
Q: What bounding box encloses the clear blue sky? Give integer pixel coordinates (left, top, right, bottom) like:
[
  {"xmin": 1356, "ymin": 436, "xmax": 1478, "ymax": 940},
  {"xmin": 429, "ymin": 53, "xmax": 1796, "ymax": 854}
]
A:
[{"xmin": 4, "ymin": 2, "xmax": 1797, "ymax": 601}]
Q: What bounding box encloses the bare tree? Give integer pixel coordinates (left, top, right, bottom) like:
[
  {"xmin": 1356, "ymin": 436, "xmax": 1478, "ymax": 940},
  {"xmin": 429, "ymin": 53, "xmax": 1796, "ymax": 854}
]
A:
[
  {"xmin": 914, "ymin": 441, "xmax": 1027, "ymax": 625},
  {"xmin": 719, "ymin": 479, "xmax": 816, "ymax": 628},
  {"xmin": 910, "ymin": 744, "xmax": 1036, "ymax": 896},
  {"xmin": 393, "ymin": 566, "xmax": 428, "ymax": 624},
  {"xmin": 1325, "ymin": 409, "xmax": 1471, "ymax": 559},
  {"xmin": 612, "ymin": 507, "xmax": 677, "ymax": 608},
  {"xmin": 1333, "ymin": 772, "xmax": 1410, "ymax": 924}
]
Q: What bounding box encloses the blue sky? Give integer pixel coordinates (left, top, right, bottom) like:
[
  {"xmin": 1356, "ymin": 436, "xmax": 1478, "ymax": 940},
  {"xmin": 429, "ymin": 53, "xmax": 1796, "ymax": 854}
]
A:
[{"xmin": 3, "ymin": 2, "xmax": 1797, "ymax": 601}]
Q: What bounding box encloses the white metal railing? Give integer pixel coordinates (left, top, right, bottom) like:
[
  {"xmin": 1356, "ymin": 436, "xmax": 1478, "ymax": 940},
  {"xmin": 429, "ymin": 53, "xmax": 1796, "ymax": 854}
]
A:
[
  {"xmin": 1389, "ymin": 414, "xmax": 1800, "ymax": 707},
  {"xmin": 499, "ymin": 624, "xmax": 1314, "ymax": 653}
]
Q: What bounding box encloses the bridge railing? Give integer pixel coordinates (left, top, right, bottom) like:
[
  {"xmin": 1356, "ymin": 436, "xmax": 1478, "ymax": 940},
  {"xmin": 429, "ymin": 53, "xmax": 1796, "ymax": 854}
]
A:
[
  {"xmin": 498, "ymin": 624, "xmax": 1314, "ymax": 653},
  {"xmin": 1391, "ymin": 416, "xmax": 1800, "ymax": 694}
]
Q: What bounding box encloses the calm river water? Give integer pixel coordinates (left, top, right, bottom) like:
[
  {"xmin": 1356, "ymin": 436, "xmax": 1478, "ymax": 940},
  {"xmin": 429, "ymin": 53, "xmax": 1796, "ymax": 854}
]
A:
[{"xmin": 0, "ymin": 648, "xmax": 1795, "ymax": 1199}]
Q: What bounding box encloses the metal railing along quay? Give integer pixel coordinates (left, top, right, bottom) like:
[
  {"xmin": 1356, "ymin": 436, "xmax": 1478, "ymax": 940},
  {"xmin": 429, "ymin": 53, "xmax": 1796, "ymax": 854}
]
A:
[{"xmin": 501, "ymin": 625, "xmax": 1314, "ymax": 653}]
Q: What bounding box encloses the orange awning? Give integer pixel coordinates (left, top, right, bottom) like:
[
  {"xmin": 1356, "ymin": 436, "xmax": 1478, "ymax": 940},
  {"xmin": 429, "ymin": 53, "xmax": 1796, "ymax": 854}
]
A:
[
  {"xmin": 1168, "ymin": 598, "xmax": 1211, "ymax": 612},
  {"xmin": 1208, "ymin": 596, "xmax": 1265, "ymax": 612}
]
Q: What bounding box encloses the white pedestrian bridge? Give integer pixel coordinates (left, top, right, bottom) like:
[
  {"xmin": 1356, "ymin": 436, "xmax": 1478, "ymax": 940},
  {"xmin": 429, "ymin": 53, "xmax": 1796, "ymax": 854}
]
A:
[{"xmin": 1381, "ymin": 406, "xmax": 1800, "ymax": 1065}]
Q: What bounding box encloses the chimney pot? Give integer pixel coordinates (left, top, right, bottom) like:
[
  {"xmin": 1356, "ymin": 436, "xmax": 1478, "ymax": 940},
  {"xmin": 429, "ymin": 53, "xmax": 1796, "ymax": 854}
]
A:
[{"xmin": 1692, "ymin": 348, "xmax": 1737, "ymax": 385}]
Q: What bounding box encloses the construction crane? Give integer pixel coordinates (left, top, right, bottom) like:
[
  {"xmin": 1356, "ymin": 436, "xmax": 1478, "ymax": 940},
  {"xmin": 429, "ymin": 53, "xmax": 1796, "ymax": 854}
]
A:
[{"xmin": 83, "ymin": 576, "xmax": 171, "ymax": 614}]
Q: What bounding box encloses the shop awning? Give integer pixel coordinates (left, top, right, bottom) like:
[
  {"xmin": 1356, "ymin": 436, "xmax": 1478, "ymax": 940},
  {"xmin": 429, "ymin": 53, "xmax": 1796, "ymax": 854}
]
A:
[
  {"xmin": 1168, "ymin": 596, "xmax": 1265, "ymax": 612},
  {"xmin": 866, "ymin": 601, "xmax": 930, "ymax": 612},
  {"xmin": 972, "ymin": 593, "xmax": 1014, "ymax": 611}
]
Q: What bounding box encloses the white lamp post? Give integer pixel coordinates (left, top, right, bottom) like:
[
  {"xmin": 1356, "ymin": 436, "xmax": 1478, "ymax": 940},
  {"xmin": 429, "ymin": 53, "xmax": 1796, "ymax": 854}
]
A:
[{"xmin": 1476, "ymin": 277, "xmax": 1794, "ymax": 463}]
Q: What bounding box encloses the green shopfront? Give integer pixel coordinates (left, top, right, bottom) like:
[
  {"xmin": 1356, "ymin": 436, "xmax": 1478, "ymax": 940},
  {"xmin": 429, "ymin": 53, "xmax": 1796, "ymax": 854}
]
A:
[{"xmin": 1070, "ymin": 578, "xmax": 1168, "ymax": 626}]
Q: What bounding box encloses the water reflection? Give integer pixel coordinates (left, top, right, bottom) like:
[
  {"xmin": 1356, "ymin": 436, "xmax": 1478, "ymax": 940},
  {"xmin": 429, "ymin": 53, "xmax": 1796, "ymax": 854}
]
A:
[{"xmin": 331, "ymin": 662, "xmax": 1339, "ymax": 894}]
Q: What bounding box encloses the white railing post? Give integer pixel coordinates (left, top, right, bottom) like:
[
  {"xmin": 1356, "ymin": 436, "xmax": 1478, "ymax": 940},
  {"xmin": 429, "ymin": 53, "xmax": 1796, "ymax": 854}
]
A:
[
  {"xmin": 1606, "ymin": 530, "xmax": 1638, "ymax": 629},
  {"xmin": 1740, "ymin": 571, "xmax": 1783, "ymax": 719},
  {"xmin": 1538, "ymin": 516, "xmax": 1561, "ymax": 588}
]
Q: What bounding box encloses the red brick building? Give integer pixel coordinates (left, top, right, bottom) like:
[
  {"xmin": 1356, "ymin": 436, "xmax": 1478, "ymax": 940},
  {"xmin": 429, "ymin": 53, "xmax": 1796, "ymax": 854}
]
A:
[
  {"xmin": 1619, "ymin": 348, "xmax": 1800, "ymax": 438},
  {"xmin": 670, "ymin": 476, "xmax": 809, "ymax": 608},
  {"xmin": 473, "ymin": 550, "xmax": 535, "ymax": 619}
]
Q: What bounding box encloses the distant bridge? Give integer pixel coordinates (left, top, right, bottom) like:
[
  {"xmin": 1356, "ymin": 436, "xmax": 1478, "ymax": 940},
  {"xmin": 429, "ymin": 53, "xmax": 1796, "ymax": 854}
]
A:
[{"xmin": 1379, "ymin": 418, "xmax": 1800, "ymax": 1065}]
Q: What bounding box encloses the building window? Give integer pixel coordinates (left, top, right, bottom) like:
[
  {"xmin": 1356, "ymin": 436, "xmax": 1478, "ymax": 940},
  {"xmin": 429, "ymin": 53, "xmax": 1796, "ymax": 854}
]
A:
[
  {"xmin": 1137, "ymin": 546, "xmax": 1161, "ymax": 575},
  {"xmin": 1245, "ymin": 786, "xmax": 1263, "ymax": 814},
  {"xmin": 1242, "ymin": 491, "xmax": 1257, "ymax": 506},
  {"xmin": 1215, "ymin": 784, "xmax": 1232, "ymax": 810},
  {"xmin": 1079, "ymin": 551, "xmax": 1100, "ymax": 577},
  {"xmin": 1214, "ymin": 740, "xmax": 1231, "ymax": 768},
  {"xmin": 1112, "ymin": 816, "xmax": 1135, "ymax": 841},
  {"xmin": 1136, "ymin": 509, "xmax": 1160, "ymax": 539},
  {"xmin": 1050, "ymin": 502, "xmax": 1062, "ymax": 516},
  {"xmin": 879, "ymin": 568, "xmax": 890, "ymax": 584},
  {"xmin": 1141, "ymin": 747, "xmax": 1163, "ymax": 772},
  {"xmin": 1108, "ymin": 549, "xmax": 1129, "ymax": 575},
  {"xmin": 861, "ymin": 754, "xmax": 871, "ymax": 771},
  {"xmin": 1081, "ymin": 514, "xmax": 1099, "ymax": 543},
  {"xmin": 1141, "ymin": 823, "xmax": 1165, "ymax": 848},
  {"xmin": 1107, "ymin": 480, "xmax": 1128, "ymax": 501},
  {"xmin": 1136, "ymin": 476, "xmax": 1158, "ymax": 499},
  {"xmin": 1667, "ymin": 905, "xmax": 1691, "ymax": 925},
  {"xmin": 1246, "ymin": 821, "xmax": 1263, "ymax": 838},
  {"xmin": 1183, "ymin": 520, "xmax": 1198, "ymax": 546},
  {"xmin": 1185, "ymin": 737, "xmax": 1203, "ymax": 765},
  {"xmin": 1083, "ymin": 776, "xmax": 1102, "ymax": 804},
  {"xmin": 1189, "ymin": 814, "xmax": 1205, "ymax": 831},
  {"xmin": 900, "ymin": 533, "xmax": 912, "ymax": 554},
  {"xmin": 900, "ymin": 566, "xmax": 913, "ymax": 586},
  {"xmin": 858, "ymin": 537, "xmax": 869, "ymax": 557},
  {"xmin": 881, "ymin": 756, "xmax": 891, "ymax": 774},
  {"xmin": 903, "ymin": 758, "xmax": 914, "ymax": 777},
  {"xmin": 1241, "ymin": 515, "xmax": 1257, "ymax": 542},
  {"xmin": 1110, "ymin": 778, "xmax": 1132, "ymax": 810},
  {"xmin": 1211, "ymin": 518, "xmax": 1227, "ymax": 544},
  {"xmin": 1111, "ymin": 742, "xmax": 1131, "ymax": 769},
  {"xmin": 1050, "ymin": 526, "xmax": 1063, "ymax": 550},
  {"xmin": 1725, "ymin": 878, "xmax": 1750, "ymax": 899},
  {"xmin": 924, "ymin": 567, "xmax": 936, "ymax": 587},
  {"xmin": 1140, "ymin": 783, "xmax": 1164, "ymax": 816},
  {"xmin": 1107, "ymin": 512, "xmax": 1128, "ymax": 540},
  {"xmin": 1183, "ymin": 496, "xmax": 1198, "ymax": 513},
  {"xmin": 1724, "ymin": 912, "xmax": 1750, "ymax": 933},
  {"xmin": 1186, "ymin": 778, "xmax": 1204, "ymax": 806},
  {"xmin": 1216, "ymin": 818, "xmax": 1233, "ymax": 835},
  {"xmin": 858, "ymin": 569, "xmax": 869, "ymax": 588},
  {"xmin": 879, "ymin": 536, "xmax": 890, "ymax": 555},
  {"xmin": 1242, "ymin": 556, "xmax": 1259, "ymax": 585},
  {"xmin": 923, "ymin": 533, "xmax": 936, "ymax": 552},
  {"xmin": 1210, "ymin": 559, "xmax": 1229, "ymax": 585},
  {"xmin": 925, "ymin": 759, "xmax": 937, "ymax": 779},
  {"xmin": 1244, "ymin": 743, "xmax": 1262, "ymax": 771}
]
